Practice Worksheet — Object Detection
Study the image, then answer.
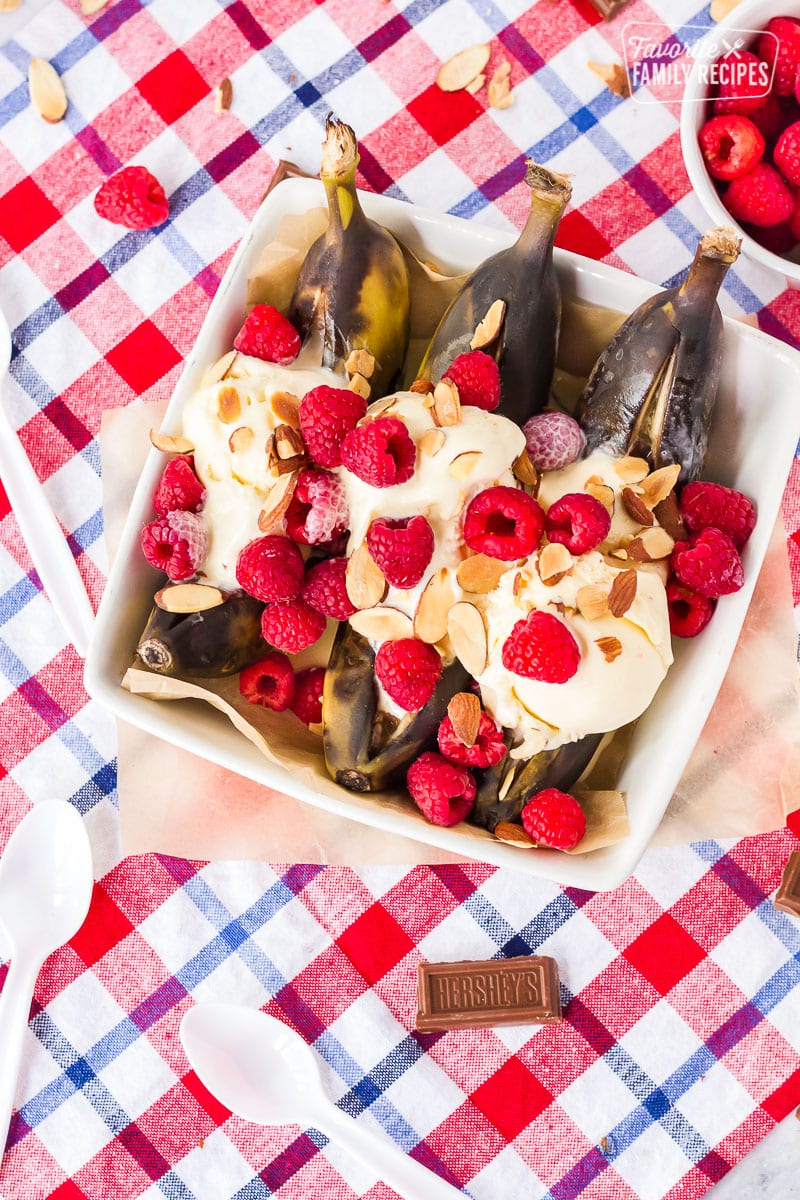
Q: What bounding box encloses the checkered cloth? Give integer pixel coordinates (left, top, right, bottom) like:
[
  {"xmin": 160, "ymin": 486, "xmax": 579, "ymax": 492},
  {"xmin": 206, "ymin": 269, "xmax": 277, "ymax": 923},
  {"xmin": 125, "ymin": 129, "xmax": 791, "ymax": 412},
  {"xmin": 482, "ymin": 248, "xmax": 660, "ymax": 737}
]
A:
[{"xmin": 1, "ymin": 2, "xmax": 799, "ymax": 1198}]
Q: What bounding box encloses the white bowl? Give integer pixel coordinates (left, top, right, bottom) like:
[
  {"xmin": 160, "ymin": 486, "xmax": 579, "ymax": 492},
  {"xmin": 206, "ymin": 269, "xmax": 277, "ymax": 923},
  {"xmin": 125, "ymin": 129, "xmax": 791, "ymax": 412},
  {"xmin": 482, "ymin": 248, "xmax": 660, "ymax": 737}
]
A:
[
  {"xmin": 680, "ymin": 0, "xmax": 800, "ymax": 285},
  {"xmin": 84, "ymin": 178, "xmax": 800, "ymax": 891}
]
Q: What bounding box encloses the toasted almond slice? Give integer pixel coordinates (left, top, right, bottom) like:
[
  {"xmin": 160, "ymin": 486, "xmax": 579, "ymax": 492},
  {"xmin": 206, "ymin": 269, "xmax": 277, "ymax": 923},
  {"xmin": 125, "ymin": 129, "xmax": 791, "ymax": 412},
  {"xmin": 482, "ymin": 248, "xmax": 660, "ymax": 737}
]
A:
[
  {"xmin": 586, "ymin": 479, "xmax": 615, "ymax": 514},
  {"xmin": 512, "ymin": 448, "xmax": 539, "ymax": 489},
  {"xmin": 349, "ymin": 372, "xmax": 371, "ymax": 400},
  {"xmin": 269, "ymin": 390, "xmax": 301, "ymax": 427},
  {"xmin": 595, "ymin": 635, "xmax": 623, "ymax": 663},
  {"xmin": 470, "ymin": 298, "xmax": 506, "ymax": 350},
  {"xmin": 201, "ymin": 350, "xmax": 238, "ymax": 389},
  {"xmin": 447, "ymin": 691, "xmax": 481, "ymax": 746},
  {"xmin": 432, "ymin": 378, "xmax": 461, "ymax": 427},
  {"xmin": 494, "ymin": 60, "xmax": 512, "ymax": 79},
  {"xmin": 710, "ymin": 0, "xmax": 743, "ymax": 20},
  {"xmin": 229, "ymin": 426, "xmax": 254, "ymax": 454},
  {"xmin": 419, "ymin": 428, "xmax": 445, "ymax": 457},
  {"xmin": 349, "ymin": 606, "xmax": 414, "ymax": 642},
  {"xmin": 587, "ymin": 59, "xmax": 631, "ymax": 98},
  {"xmin": 576, "ymin": 583, "xmax": 609, "ymax": 621},
  {"xmin": 465, "ymin": 72, "xmax": 486, "ymax": 94},
  {"xmin": 447, "ymin": 601, "xmax": 487, "ymax": 676},
  {"xmin": 274, "ymin": 423, "xmax": 305, "ymax": 460},
  {"xmin": 608, "ymin": 569, "xmax": 637, "ymax": 617},
  {"xmin": 626, "ymin": 526, "xmax": 675, "ymax": 562},
  {"xmin": 498, "ymin": 766, "xmax": 516, "ymax": 802},
  {"xmin": 615, "ymin": 456, "xmax": 650, "ymax": 484},
  {"xmin": 155, "ymin": 583, "xmax": 224, "ymax": 613},
  {"xmin": 217, "ymin": 385, "xmax": 241, "ymax": 424},
  {"xmin": 409, "ymin": 378, "xmax": 434, "ymax": 395},
  {"xmin": 538, "ymin": 541, "xmax": 572, "ymax": 582},
  {"xmin": 448, "ymin": 450, "xmax": 482, "ymax": 479},
  {"xmin": 494, "ymin": 821, "xmax": 536, "ymax": 848},
  {"xmin": 487, "ymin": 69, "xmax": 513, "ymax": 109},
  {"xmin": 621, "ymin": 486, "xmax": 655, "ymax": 527},
  {"xmin": 363, "ymin": 394, "xmax": 396, "ymax": 421},
  {"xmin": 257, "ymin": 471, "xmax": 297, "ymax": 533},
  {"xmin": 29, "ymin": 58, "xmax": 67, "ymax": 123},
  {"xmin": 414, "ymin": 568, "xmax": 456, "ymax": 644},
  {"xmin": 437, "ymin": 44, "xmax": 491, "ymax": 92},
  {"xmin": 456, "ymin": 553, "xmax": 510, "ymax": 594},
  {"xmin": 639, "ymin": 463, "xmax": 681, "ymax": 509},
  {"xmin": 346, "ymin": 347, "xmax": 375, "ymax": 379},
  {"xmin": 150, "ymin": 428, "xmax": 195, "ymax": 454},
  {"xmin": 214, "ymin": 77, "xmax": 233, "ymax": 112},
  {"xmin": 346, "ymin": 542, "xmax": 386, "ymax": 610},
  {"xmin": 80, "ymin": 0, "xmax": 110, "ymax": 12},
  {"xmin": 653, "ymin": 491, "xmax": 686, "ymax": 541}
]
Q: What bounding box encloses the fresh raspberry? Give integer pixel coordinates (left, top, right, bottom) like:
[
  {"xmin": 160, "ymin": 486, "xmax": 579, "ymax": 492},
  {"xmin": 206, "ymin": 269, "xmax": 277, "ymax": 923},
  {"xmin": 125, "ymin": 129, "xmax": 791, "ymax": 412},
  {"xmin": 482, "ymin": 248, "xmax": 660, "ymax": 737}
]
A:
[
  {"xmin": 680, "ymin": 480, "xmax": 756, "ymax": 548},
  {"xmin": 790, "ymin": 190, "xmax": 800, "ymax": 242},
  {"xmin": 441, "ymin": 350, "xmax": 501, "ymax": 411},
  {"xmin": 236, "ymin": 534, "xmax": 304, "ymax": 603},
  {"xmin": 340, "ymin": 416, "xmax": 416, "ymax": 488},
  {"xmin": 522, "ymin": 411, "xmax": 586, "ymax": 471},
  {"xmin": 239, "ymin": 652, "xmax": 295, "ymax": 712},
  {"xmin": 153, "ymin": 455, "xmax": 205, "ymax": 516},
  {"xmin": 724, "ymin": 163, "xmax": 794, "ymax": 227},
  {"xmin": 463, "ymin": 486, "xmax": 545, "ymax": 561},
  {"xmin": 290, "ymin": 666, "xmax": 325, "ymax": 725},
  {"xmin": 233, "ymin": 304, "xmax": 300, "ymax": 365},
  {"xmin": 774, "ymin": 120, "xmax": 800, "ymax": 187},
  {"xmin": 712, "ymin": 51, "xmax": 771, "ymax": 116},
  {"xmin": 406, "ymin": 751, "xmax": 476, "ymax": 826},
  {"xmin": 301, "ymin": 557, "xmax": 356, "ymax": 620},
  {"xmin": 285, "ymin": 468, "xmax": 349, "ymax": 545},
  {"xmin": 141, "ymin": 510, "xmax": 206, "ymax": 581},
  {"xmin": 758, "ymin": 16, "xmax": 800, "ymax": 96},
  {"xmin": 698, "ymin": 114, "xmax": 765, "ymax": 181},
  {"xmin": 521, "ymin": 788, "xmax": 586, "ymax": 851},
  {"xmin": 374, "ymin": 638, "xmax": 442, "ymax": 712},
  {"xmin": 94, "ymin": 166, "xmax": 169, "ymax": 230},
  {"xmin": 545, "ymin": 492, "xmax": 611, "ymax": 555},
  {"xmin": 299, "ymin": 386, "xmax": 367, "ymax": 468},
  {"xmin": 502, "ymin": 610, "xmax": 580, "ymax": 683},
  {"xmin": 366, "ymin": 515, "xmax": 434, "ymax": 589},
  {"xmin": 437, "ymin": 710, "xmax": 506, "ymax": 769},
  {"xmin": 261, "ymin": 598, "xmax": 327, "ymax": 654},
  {"xmin": 747, "ymin": 92, "xmax": 786, "ymax": 144},
  {"xmin": 670, "ymin": 528, "xmax": 744, "ymax": 598},
  {"xmin": 745, "ymin": 220, "xmax": 796, "ymax": 254},
  {"xmin": 666, "ymin": 579, "xmax": 716, "ymax": 638}
]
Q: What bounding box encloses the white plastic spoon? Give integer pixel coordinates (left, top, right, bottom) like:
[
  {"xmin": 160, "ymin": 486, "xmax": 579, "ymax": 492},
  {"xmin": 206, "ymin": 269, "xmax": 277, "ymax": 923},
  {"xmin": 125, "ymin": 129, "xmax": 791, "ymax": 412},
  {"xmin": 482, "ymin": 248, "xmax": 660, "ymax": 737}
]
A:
[
  {"xmin": 180, "ymin": 1003, "xmax": 467, "ymax": 1200},
  {"xmin": 0, "ymin": 801, "xmax": 94, "ymax": 1156},
  {"xmin": 0, "ymin": 309, "xmax": 95, "ymax": 657}
]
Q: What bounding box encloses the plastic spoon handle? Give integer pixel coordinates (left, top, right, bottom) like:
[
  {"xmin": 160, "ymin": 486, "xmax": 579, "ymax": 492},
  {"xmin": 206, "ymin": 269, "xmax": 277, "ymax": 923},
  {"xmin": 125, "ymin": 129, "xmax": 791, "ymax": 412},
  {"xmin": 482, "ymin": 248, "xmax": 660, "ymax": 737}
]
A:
[
  {"xmin": 314, "ymin": 1099, "xmax": 466, "ymax": 1200},
  {"xmin": 0, "ymin": 951, "xmax": 40, "ymax": 1156},
  {"xmin": 0, "ymin": 406, "xmax": 94, "ymax": 657}
]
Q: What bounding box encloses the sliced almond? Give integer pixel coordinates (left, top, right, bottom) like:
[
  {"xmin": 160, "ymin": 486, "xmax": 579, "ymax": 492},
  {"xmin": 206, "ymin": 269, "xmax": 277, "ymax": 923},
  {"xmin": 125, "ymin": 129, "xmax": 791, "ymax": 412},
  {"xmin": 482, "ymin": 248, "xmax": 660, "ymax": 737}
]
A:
[
  {"xmin": 586, "ymin": 479, "xmax": 615, "ymax": 514},
  {"xmin": 349, "ymin": 372, "xmax": 371, "ymax": 401},
  {"xmin": 274, "ymin": 423, "xmax": 305, "ymax": 460},
  {"xmin": 28, "ymin": 58, "xmax": 67, "ymax": 123},
  {"xmin": 447, "ymin": 691, "xmax": 481, "ymax": 746},
  {"xmin": 447, "ymin": 601, "xmax": 488, "ymax": 676},
  {"xmin": 621, "ymin": 486, "xmax": 655, "ymax": 527},
  {"xmin": 639, "ymin": 464, "xmax": 681, "ymax": 510},
  {"xmin": 595, "ymin": 635, "xmax": 623, "ymax": 663},
  {"xmin": 710, "ymin": 0, "xmax": 744, "ymax": 20},
  {"xmin": 448, "ymin": 450, "xmax": 482, "ymax": 479},
  {"xmin": 201, "ymin": 350, "xmax": 238, "ymax": 389},
  {"xmin": 437, "ymin": 44, "xmax": 491, "ymax": 93},
  {"xmin": 432, "ymin": 378, "xmax": 461, "ymax": 427},
  {"xmin": 465, "ymin": 73, "xmax": 486, "ymax": 94},
  {"xmin": 538, "ymin": 541, "xmax": 572, "ymax": 582},
  {"xmin": 214, "ymin": 77, "xmax": 233, "ymax": 112},
  {"xmin": 587, "ymin": 60, "xmax": 631, "ymax": 98},
  {"xmin": 363, "ymin": 394, "xmax": 396, "ymax": 421},
  {"xmin": 607, "ymin": 569, "xmax": 637, "ymax": 618},
  {"xmin": 269, "ymin": 390, "xmax": 301, "ymax": 427},
  {"xmin": 228, "ymin": 426, "xmax": 254, "ymax": 454},
  {"xmin": 653, "ymin": 491, "xmax": 686, "ymax": 542},
  {"xmin": 456, "ymin": 553, "xmax": 510, "ymax": 594},
  {"xmin": 419, "ymin": 428, "xmax": 445, "ymax": 457},
  {"xmin": 257, "ymin": 471, "xmax": 297, "ymax": 533},
  {"xmin": 487, "ymin": 67, "xmax": 513, "ymax": 109},
  {"xmin": 626, "ymin": 526, "xmax": 675, "ymax": 562},
  {"xmin": 512, "ymin": 571, "xmax": 524, "ymax": 598},
  {"xmin": 470, "ymin": 299, "xmax": 506, "ymax": 350},
  {"xmin": 414, "ymin": 568, "xmax": 456, "ymax": 644},
  {"xmin": 346, "ymin": 348, "xmax": 375, "ymax": 379},
  {"xmin": 155, "ymin": 583, "xmax": 224, "ymax": 613},
  {"xmin": 615, "ymin": 456, "xmax": 650, "ymax": 484},
  {"xmin": 512, "ymin": 448, "xmax": 540, "ymax": 489},
  {"xmin": 349, "ymin": 606, "xmax": 414, "ymax": 642},
  {"xmin": 494, "ymin": 60, "xmax": 511, "ymax": 79},
  {"xmin": 409, "ymin": 378, "xmax": 434, "ymax": 395},
  {"xmin": 217, "ymin": 385, "xmax": 241, "ymax": 424},
  {"xmin": 494, "ymin": 821, "xmax": 536, "ymax": 848},
  {"xmin": 576, "ymin": 583, "xmax": 609, "ymax": 621},
  {"xmin": 81, "ymin": 0, "xmax": 110, "ymax": 13},
  {"xmin": 498, "ymin": 766, "xmax": 516, "ymax": 802},
  {"xmin": 149, "ymin": 428, "xmax": 195, "ymax": 454},
  {"xmin": 0, "ymin": 0, "xmax": 22, "ymax": 9},
  {"xmin": 346, "ymin": 543, "xmax": 386, "ymax": 610}
]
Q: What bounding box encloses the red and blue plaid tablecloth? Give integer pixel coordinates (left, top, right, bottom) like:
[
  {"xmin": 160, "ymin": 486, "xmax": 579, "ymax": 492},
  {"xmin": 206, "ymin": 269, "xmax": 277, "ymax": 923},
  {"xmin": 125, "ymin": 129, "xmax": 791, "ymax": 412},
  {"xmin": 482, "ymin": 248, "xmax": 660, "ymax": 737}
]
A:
[{"xmin": 1, "ymin": 1, "xmax": 799, "ymax": 1198}]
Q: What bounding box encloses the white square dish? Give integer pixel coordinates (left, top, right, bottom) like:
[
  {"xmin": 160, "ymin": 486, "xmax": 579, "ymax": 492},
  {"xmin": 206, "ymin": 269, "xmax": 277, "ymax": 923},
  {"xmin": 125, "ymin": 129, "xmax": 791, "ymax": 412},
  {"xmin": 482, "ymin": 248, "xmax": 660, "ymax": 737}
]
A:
[{"xmin": 84, "ymin": 178, "xmax": 800, "ymax": 890}]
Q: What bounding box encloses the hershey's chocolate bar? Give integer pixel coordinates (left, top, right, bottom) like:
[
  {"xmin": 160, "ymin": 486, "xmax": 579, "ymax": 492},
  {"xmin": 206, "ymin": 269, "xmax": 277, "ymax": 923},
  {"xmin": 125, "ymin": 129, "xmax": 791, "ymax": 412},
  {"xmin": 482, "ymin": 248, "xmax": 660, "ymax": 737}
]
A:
[
  {"xmin": 416, "ymin": 956, "xmax": 562, "ymax": 1031},
  {"xmin": 587, "ymin": 0, "xmax": 632, "ymax": 17},
  {"xmin": 774, "ymin": 851, "xmax": 800, "ymax": 918}
]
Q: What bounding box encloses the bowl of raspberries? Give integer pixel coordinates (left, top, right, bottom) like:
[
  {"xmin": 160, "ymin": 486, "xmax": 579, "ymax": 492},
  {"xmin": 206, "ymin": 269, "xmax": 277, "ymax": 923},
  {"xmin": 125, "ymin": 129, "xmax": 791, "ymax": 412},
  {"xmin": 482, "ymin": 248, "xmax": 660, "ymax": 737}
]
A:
[{"xmin": 680, "ymin": 0, "xmax": 800, "ymax": 282}]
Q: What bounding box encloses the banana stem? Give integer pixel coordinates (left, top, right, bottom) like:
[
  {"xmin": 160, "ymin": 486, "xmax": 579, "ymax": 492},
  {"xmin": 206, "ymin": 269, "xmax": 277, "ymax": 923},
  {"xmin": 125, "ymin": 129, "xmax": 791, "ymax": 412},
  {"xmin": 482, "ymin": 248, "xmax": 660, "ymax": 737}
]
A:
[
  {"xmin": 320, "ymin": 115, "xmax": 362, "ymax": 232},
  {"xmin": 517, "ymin": 162, "xmax": 573, "ymax": 254},
  {"xmin": 677, "ymin": 226, "xmax": 741, "ymax": 304}
]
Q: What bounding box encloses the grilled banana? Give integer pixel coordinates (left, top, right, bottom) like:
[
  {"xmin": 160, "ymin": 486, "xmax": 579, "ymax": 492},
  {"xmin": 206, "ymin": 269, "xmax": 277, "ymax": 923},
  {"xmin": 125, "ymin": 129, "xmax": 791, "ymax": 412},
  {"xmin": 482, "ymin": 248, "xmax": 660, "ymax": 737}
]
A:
[{"xmin": 136, "ymin": 592, "xmax": 267, "ymax": 678}]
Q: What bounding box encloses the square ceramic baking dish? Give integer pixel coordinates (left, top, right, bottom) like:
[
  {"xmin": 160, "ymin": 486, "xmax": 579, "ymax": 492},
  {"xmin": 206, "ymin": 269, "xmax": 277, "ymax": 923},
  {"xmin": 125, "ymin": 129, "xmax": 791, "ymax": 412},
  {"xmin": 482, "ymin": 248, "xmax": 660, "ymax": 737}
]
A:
[{"xmin": 84, "ymin": 178, "xmax": 800, "ymax": 890}]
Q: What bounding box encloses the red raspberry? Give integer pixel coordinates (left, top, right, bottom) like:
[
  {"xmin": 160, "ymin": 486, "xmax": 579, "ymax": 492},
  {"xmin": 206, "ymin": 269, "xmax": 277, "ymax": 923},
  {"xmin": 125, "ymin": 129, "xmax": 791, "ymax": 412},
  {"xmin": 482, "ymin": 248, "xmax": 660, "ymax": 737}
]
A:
[
  {"xmin": 340, "ymin": 416, "xmax": 416, "ymax": 488},
  {"xmin": 94, "ymin": 166, "xmax": 169, "ymax": 230},
  {"xmin": 153, "ymin": 455, "xmax": 205, "ymax": 516},
  {"xmin": 748, "ymin": 92, "xmax": 786, "ymax": 144},
  {"xmin": 698, "ymin": 114, "xmax": 765, "ymax": 181},
  {"xmin": 463, "ymin": 486, "xmax": 545, "ymax": 561},
  {"xmin": 290, "ymin": 666, "xmax": 325, "ymax": 725},
  {"xmin": 521, "ymin": 788, "xmax": 586, "ymax": 851},
  {"xmin": 774, "ymin": 120, "xmax": 800, "ymax": 187},
  {"xmin": 285, "ymin": 468, "xmax": 349, "ymax": 545},
  {"xmin": 374, "ymin": 638, "xmax": 442, "ymax": 712},
  {"xmin": 441, "ymin": 350, "xmax": 501, "ymax": 411},
  {"xmin": 670, "ymin": 528, "xmax": 744, "ymax": 598},
  {"xmin": 236, "ymin": 535, "xmax": 304, "ymax": 603},
  {"xmin": 141, "ymin": 511, "xmax": 206, "ymax": 581},
  {"xmin": 301, "ymin": 557, "xmax": 356, "ymax": 620},
  {"xmin": 790, "ymin": 191, "xmax": 800, "ymax": 242},
  {"xmin": 239, "ymin": 652, "xmax": 295, "ymax": 712},
  {"xmin": 233, "ymin": 304, "xmax": 301, "ymax": 365},
  {"xmin": 758, "ymin": 16, "xmax": 800, "ymax": 96},
  {"xmin": 724, "ymin": 163, "xmax": 794, "ymax": 227},
  {"xmin": 366, "ymin": 515, "xmax": 434, "ymax": 589},
  {"xmin": 299, "ymin": 386, "xmax": 367, "ymax": 468},
  {"xmin": 523, "ymin": 411, "xmax": 586, "ymax": 471},
  {"xmin": 406, "ymin": 751, "xmax": 476, "ymax": 826},
  {"xmin": 502, "ymin": 610, "xmax": 580, "ymax": 683},
  {"xmin": 437, "ymin": 710, "xmax": 506, "ymax": 769},
  {"xmin": 545, "ymin": 492, "xmax": 611, "ymax": 555},
  {"xmin": 666, "ymin": 579, "xmax": 716, "ymax": 638},
  {"xmin": 680, "ymin": 480, "xmax": 756, "ymax": 548},
  {"xmin": 712, "ymin": 51, "xmax": 771, "ymax": 116},
  {"xmin": 261, "ymin": 598, "xmax": 327, "ymax": 654},
  {"xmin": 745, "ymin": 220, "xmax": 796, "ymax": 254}
]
